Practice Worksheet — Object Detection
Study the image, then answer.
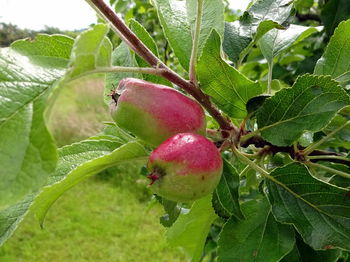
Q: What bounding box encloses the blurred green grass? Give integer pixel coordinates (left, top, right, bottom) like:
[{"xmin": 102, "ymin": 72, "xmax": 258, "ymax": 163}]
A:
[
  {"xmin": 47, "ymin": 75, "xmax": 112, "ymax": 147},
  {"xmin": 0, "ymin": 76, "xmax": 186, "ymax": 262}
]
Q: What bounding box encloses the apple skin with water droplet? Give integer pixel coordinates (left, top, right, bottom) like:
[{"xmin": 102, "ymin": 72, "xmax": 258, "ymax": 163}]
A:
[
  {"xmin": 110, "ymin": 78, "xmax": 206, "ymax": 146},
  {"xmin": 147, "ymin": 133, "xmax": 223, "ymax": 202}
]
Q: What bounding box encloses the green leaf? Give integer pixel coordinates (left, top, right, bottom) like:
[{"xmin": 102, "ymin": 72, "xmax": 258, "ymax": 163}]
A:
[
  {"xmin": 186, "ymin": 0, "xmax": 224, "ymax": 57},
  {"xmin": 223, "ymin": 0, "xmax": 293, "ymax": 64},
  {"xmin": 214, "ymin": 159, "xmax": 244, "ymax": 220},
  {"xmin": 336, "ymin": 71, "xmax": 350, "ymax": 86},
  {"xmin": 218, "ymin": 198, "xmax": 295, "ymax": 262},
  {"xmin": 151, "ymin": 0, "xmax": 190, "ymax": 70},
  {"xmin": 130, "ymin": 19, "xmax": 158, "ymax": 60},
  {"xmin": 247, "ymin": 0, "xmax": 293, "ymax": 24},
  {"xmin": 323, "ymin": 114, "xmax": 350, "ymax": 150},
  {"xmin": 89, "ymin": 123, "xmax": 136, "ymax": 144},
  {"xmin": 157, "ymin": 197, "xmax": 181, "ymax": 227},
  {"xmin": 294, "ymin": 0, "xmax": 314, "ymax": 13},
  {"xmin": 11, "ymin": 34, "xmax": 74, "ymax": 68},
  {"xmin": 238, "ymin": 20, "xmax": 285, "ymax": 64},
  {"xmin": 266, "ymin": 163, "xmax": 350, "ymax": 250},
  {"xmin": 329, "ymin": 175, "xmax": 350, "ymax": 190},
  {"xmin": 309, "ymin": 161, "xmax": 350, "ymax": 190},
  {"xmin": 212, "ymin": 191, "xmax": 230, "ymax": 219},
  {"xmin": 315, "ymin": 20, "xmax": 350, "ymax": 81},
  {"xmin": 321, "ymin": 0, "xmax": 350, "ymax": 35},
  {"xmin": 129, "ymin": 19, "xmax": 170, "ymax": 85},
  {"xmin": 259, "ymin": 25, "xmax": 321, "ymax": 64},
  {"xmin": 0, "ymin": 194, "xmax": 36, "ymax": 247},
  {"xmin": 166, "ymin": 194, "xmax": 217, "ymax": 262},
  {"xmin": 280, "ymin": 239, "xmax": 341, "ymax": 262},
  {"xmin": 280, "ymin": 244, "xmax": 301, "ymax": 262},
  {"xmin": 65, "ymin": 24, "xmax": 112, "ymax": 79},
  {"xmin": 0, "ymin": 48, "xmax": 60, "ymax": 210},
  {"xmin": 105, "ymin": 41, "xmax": 140, "ymax": 105},
  {"xmin": 0, "ymin": 123, "xmax": 137, "ymax": 246},
  {"xmin": 151, "ymin": 0, "xmax": 224, "ymax": 71},
  {"xmin": 0, "ymin": 34, "xmax": 72, "ymax": 245},
  {"xmin": 256, "ymin": 74, "xmax": 350, "ymax": 146},
  {"xmin": 294, "ymin": 234, "xmax": 342, "ymax": 262},
  {"xmin": 197, "ymin": 30, "xmax": 262, "ymax": 118},
  {"xmin": 224, "ymin": 20, "xmax": 285, "ymax": 65},
  {"xmin": 246, "ymin": 94, "xmax": 271, "ymax": 115},
  {"xmin": 223, "ymin": 21, "xmax": 252, "ymax": 64},
  {"xmin": 32, "ymin": 140, "xmax": 148, "ymax": 225}
]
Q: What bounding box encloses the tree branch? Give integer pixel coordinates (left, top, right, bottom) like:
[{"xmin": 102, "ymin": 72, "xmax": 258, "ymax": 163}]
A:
[
  {"xmin": 240, "ymin": 134, "xmax": 350, "ymax": 168},
  {"xmin": 296, "ymin": 13, "xmax": 321, "ymax": 23},
  {"xmin": 86, "ymin": 0, "xmax": 236, "ymax": 133}
]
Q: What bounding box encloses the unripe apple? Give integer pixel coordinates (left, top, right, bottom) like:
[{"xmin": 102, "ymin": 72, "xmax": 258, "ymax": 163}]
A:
[
  {"xmin": 147, "ymin": 133, "xmax": 223, "ymax": 202},
  {"xmin": 110, "ymin": 78, "xmax": 206, "ymax": 146}
]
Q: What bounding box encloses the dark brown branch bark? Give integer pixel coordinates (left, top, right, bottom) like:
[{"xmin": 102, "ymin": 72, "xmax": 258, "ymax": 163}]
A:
[
  {"xmin": 296, "ymin": 13, "xmax": 321, "ymax": 23},
  {"xmin": 241, "ymin": 135, "xmax": 350, "ymax": 168},
  {"xmin": 89, "ymin": 0, "xmax": 236, "ymax": 133}
]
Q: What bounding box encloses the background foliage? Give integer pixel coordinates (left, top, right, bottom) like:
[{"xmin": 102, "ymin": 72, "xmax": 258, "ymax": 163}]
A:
[{"xmin": 1, "ymin": 0, "xmax": 350, "ymax": 261}]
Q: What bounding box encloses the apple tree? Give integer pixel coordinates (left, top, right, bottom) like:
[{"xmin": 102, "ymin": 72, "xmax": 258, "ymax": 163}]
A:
[{"xmin": 0, "ymin": 0, "xmax": 350, "ymax": 261}]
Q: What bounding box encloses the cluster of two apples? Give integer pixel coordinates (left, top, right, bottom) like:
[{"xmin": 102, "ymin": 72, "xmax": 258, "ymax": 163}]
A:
[{"xmin": 111, "ymin": 78, "xmax": 223, "ymax": 202}]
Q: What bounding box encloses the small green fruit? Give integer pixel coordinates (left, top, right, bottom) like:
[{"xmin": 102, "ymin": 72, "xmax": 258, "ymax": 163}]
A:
[
  {"xmin": 110, "ymin": 78, "xmax": 206, "ymax": 146},
  {"xmin": 147, "ymin": 133, "xmax": 223, "ymax": 202}
]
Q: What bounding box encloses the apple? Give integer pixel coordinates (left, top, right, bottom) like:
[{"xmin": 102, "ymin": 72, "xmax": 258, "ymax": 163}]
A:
[
  {"xmin": 147, "ymin": 133, "xmax": 223, "ymax": 202},
  {"xmin": 110, "ymin": 78, "xmax": 206, "ymax": 146}
]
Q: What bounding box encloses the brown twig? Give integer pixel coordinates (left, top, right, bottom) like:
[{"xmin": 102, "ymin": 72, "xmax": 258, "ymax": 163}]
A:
[
  {"xmin": 296, "ymin": 13, "xmax": 321, "ymax": 23},
  {"xmin": 240, "ymin": 134, "xmax": 350, "ymax": 168},
  {"xmin": 87, "ymin": 0, "xmax": 237, "ymax": 133}
]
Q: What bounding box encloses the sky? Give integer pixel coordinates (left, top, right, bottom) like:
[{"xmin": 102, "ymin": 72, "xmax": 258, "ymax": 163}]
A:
[{"xmin": 0, "ymin": 0, "xmax": 251, "ymax": 31}]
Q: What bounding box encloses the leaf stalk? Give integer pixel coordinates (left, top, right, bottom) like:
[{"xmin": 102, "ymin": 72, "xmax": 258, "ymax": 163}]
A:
[
  {"xmin": 267, "ymin": 62, "xmax": 273, "ymax": 94},
  {"xmin": 306, "ymin": 161, "xmax": 350, "ymax": 179},
  {"xmin": 303, "ymin": 121, "xmax": 350, "ymax": 156},
  {"xmin": 189, "ymin": 0, "xmax": 204, "ymax": 85},
  {"xmin": 232, "ymin": 146, "xmax": 269, "ymax": 177},
  {"xmin": 307, "ymin": 155, "xmax": 350, "ymax": 163}
]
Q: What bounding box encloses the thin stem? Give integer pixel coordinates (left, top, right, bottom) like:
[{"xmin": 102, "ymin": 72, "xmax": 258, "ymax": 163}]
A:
[
  {"xmin": 240, "ymin": 129, "xmax": 262, "ymax": 144},
  {"xmin": 232, "ymin": 146, "xmax": 336, "ymax": 216},
  {"xmin": 303, "ymin": 121, "xmax": 350, "ymax": 156},
  {"xmin": 293, "ymin": 142, "xmax": 298, "ymax": 155},
  {"xmin": 219, "ymin": 140, "xmax": 232, "ymax": 152},
  {"xmin": 189, "ymin": 0, "xmax": 204, "ymax": 85},
  {"xmin": 240, "ymin": 151, "xmax": 260, "ymax": 159},
  {"xmin": 232, "ymin": 146, "xmax": 269, "ymax": 176},
  {"xmin": 237, "ymin": 42, "xmax": 253, "ymax": 69},
  {"xmin": 232, "ymin": 146, "xmax": 299, "ymax": 198},
  {"xmin": 238, "ymin": 164, "xmax": 251, "ymax": 178},
  {"xmin": 85, "ymin": 0, "xmax": 237, "ymax": 133},
  {"xmin": 267, "ymin": 62, "xmax": 273, "ymax": 94},
  {"xmin": 307, "ymin": 155, "xmax": 350, "ymax": 162},
  {"xmin": 69, "ymin": 66, "xmax": 167, "ymax": 82},
  {"xmin": 306, "ymin": 161, "xmax": 350, "ymax": 179},
  {"xmin": 236, "ymin": 54, "xmax": 244, "ymax": 69}
]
